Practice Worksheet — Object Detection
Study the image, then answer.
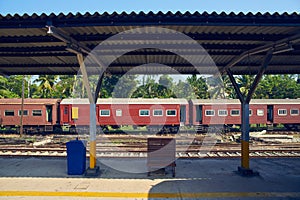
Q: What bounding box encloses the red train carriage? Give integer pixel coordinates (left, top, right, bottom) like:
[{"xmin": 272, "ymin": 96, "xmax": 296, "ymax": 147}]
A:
[
  {"xmin": 60, "ymin": 98, "xmax": 189, "ymax": 133},
  {"xmin": 0, "ymin": 98, "xmax": 60, "ymax": 133},
  {"xmin": 1, "ymin": 98, "xmax": 299, "ymax": 134},
  {"xmin": 262, "ymin": 99, "xmax": 300, "ymax": 130},
  {"xmin": 97, "ymin": 98, "xmax": 189, "ymax": 133},
  {"xmin": 189, "ymin": 99, "xmax": 260, "ymax": 132},
  {"xmin": 190, "ymin": 99, "xmax": 300, "ymax": 132},
  {"xmin": 60, "ymin": 98, "xmax": 93, "ymax": 133}
]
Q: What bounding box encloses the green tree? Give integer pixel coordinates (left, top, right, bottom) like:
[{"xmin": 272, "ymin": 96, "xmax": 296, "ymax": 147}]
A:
[
  {"xmin": 0, "ymin": 76, "xmax": 19, "ymax": 98},
  {"xmin": 158, "ymin": 75, "xmax": 175, "ymax": 98},
  {"xmin": 53, "ymin": 75, "xmax": 75, "ymax": 98},
  {"xmin": 172, "ymin": 80, "xmax": 195, "ymax": 99},
  {"xmin": 112, "ymin": 75, "xmax": 138, "ymax": 98},
  {"xmin": 206, "ymin": 75, "xmax": 235, "ymax": 99},
  {"xmin": 186, "ymin": 75, "xmax": 209, "ymax": 99},
  {"xmin": 256, "ymin": 75, "xmax": 300, "ymax": 99},
  {"xmin": 100, "ymin": 75, "xmax": 120, "ymax": 98},
  {"xmin": 33, "ymin": 75, "xmax": 58, "ymax": 98},
  {"xmin": 6, "ymin": 75, "xmax": 28, "ymax": 98},
  {"xmin": 236, "ymin": 75, "xmax": 255, "ymax": 97},
  {"xmin": 132, "ymin": 75, "xmax": 176, "ymax": 98},
  {"xmin": 223, "ymin": 75, "xmax": 236, "ymax": 99}
]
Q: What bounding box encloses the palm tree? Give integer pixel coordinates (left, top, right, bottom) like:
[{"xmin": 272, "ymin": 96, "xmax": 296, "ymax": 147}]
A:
[
  {"xmin": 34, "ymin": 75, "xmax": 58, "ymax": 98},
  {"xmin": 187, "ymin": 75, "xmax": 209, "ymax": 99},
  {"xmin": 236, "ymin": 75, "xmax": 255, "ymax": 97},
  {"xmin": 55, "ymin": 75, "xmax": 75, "ymax": 98}
]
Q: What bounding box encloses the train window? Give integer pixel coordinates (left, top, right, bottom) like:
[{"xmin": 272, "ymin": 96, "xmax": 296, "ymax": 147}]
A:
[
  {"xmin": 230, "ymin": 109, "xmax": 240, "ymax": 116},
  {"xmin": 278, "ymin": 109, "xmax": 287, "ymax": 116},
  {"xmin": 166, "ymin": 110, "xmax": 176, "ymax": 116},
  {"xmin": 218, "ymin": 110, "xmax": 227, "ymax": 116},
  {"xmin": 290, "ymin": 109, "xmax": 299, "ymax": 115},
  {"xmin": 205, "ymin": 110, "xmax": 215, "ymax": 116},
  {"xmin": 18, "ymin": 110, "xmax": 28, "ymax": 116},
  {"xmin": 139, "ymin": 110, "xmax": 150, "ymax": 116},
  {"xmin": 64, "ymin": 107, "xmax": 68, "ymax": 114},
  {"xmin": 116, "ymin": 109, "xmax": 122, "ymax": 117},
  {"xmin": 153, "ymin": 109, "xmax": 163, "ymax": 116},
  {"xmin": 4, "ymin": 110, "xmax": 14, "ymax": 116},
  {"xmin": 100, "ymin": 110, "xmax": 110, "ymax": 116},
  {"xmin": 257, "ymin": 109, "xmax": 264, "ymax": 116},
  {"xmin": 249, "ymin": 109, "xmax": 253, "ymax": 116},
  {"xmin": 32, "ymin": 110, "xmax": 42, "ymax": 116}
]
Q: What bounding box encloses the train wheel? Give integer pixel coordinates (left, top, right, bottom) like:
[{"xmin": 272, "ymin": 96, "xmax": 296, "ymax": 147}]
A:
[
  {"xmin": 284, "ymin": 124, "xmax": 300, "ymax": 131},
  {"xmin": 53, "ymin": 127, "xmax": 63, "ymax": 134}
]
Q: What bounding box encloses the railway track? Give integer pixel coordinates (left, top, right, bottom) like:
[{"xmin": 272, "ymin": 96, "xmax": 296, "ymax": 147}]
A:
[
  {"xmin": 1, "ymin": 133, "xmax": 300, "ymax": 158},
  {"xmin": 1, "ymin": 145, "xmax": 300, "ymax": 158}
]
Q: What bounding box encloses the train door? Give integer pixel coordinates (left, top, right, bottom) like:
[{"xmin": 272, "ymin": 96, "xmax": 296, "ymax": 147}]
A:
[
  {"xmin": 267, "ymin": 105, "xmax": 274, "ymax": 123},
  {"xmin": 46, "ymin": 105, "xmax": 53, "ymax": 123},
  {"xmin": 196, "ymin": 105, "xmax": 203, "ymax": 123},
  {"xmin": 61, "ymin": 105, "xmax": 70, "ymax": 123},
  {"xmin": 180, "ymin": 105, "xmax": 186, "ymax": 123}
]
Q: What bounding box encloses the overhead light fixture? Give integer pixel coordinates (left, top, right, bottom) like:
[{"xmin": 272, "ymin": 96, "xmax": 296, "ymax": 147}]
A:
[
  {"xmin": 273, "ymin": 43, "xmax": 294, "ymax": 55},
  {"xmin": 46, "ymin": 25, "xmax": 53, "ymax": 34}
]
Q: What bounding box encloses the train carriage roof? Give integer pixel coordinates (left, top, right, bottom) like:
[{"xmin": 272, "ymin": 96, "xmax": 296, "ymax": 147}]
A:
[
  {"xmin": 0, "ymin": 98, "xmax": 60, "ymax": 105},
  {"xmin": 61, "ymin": 98, "xmax": 188, "ymax": 105},
  {"xmin": 190, "ymin": 98, "xmax": 300, "ymax": 105}
]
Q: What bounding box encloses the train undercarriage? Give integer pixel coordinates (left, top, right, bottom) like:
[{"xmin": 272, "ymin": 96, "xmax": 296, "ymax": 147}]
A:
[{"xmin": 0, "ymin": 123, "xmax": 299, "ymax": 134}]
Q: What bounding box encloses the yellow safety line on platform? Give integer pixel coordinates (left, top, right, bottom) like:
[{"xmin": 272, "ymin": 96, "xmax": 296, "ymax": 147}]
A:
[{"xmin": 1, "ymin": 191, "xmax": 300, "ymax": 198}]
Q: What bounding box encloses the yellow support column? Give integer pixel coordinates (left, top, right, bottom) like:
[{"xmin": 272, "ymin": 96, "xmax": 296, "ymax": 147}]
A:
[
  {"xmin": 241, "ymin": 140, "xmax": 249, "ymax": 169},
  {"xmin": 89, "ymin": 137, "xmax": 97, "ymax": 168},
  {"xmin": 77, "ymin": 53, "xmax": 99, "ymax": 176},
  {"xmin": 238, "ymin": 102, "xmax": 258, "ymax": 176}
]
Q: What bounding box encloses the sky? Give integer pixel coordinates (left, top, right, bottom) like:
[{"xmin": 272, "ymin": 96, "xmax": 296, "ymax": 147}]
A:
[{"xmin": 0, "ymin": 0, "xmax": 299, "ymax": 15}]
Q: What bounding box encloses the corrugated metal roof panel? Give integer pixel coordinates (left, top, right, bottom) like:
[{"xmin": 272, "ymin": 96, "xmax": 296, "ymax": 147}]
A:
[{"xmin": 0, "ymin": 11, "xmax": 300, "ymax": 75}]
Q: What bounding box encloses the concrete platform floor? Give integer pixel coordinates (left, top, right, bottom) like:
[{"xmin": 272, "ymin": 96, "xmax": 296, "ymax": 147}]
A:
[{"xmin": 0, "ymin": 157, "xmax": 299, "ymax": 199}]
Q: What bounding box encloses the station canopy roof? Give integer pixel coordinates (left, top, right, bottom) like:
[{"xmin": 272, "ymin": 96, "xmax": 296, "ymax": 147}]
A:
[{"xmin": 0, "ymin": 11, "xmax": 300, "ymax": 75}]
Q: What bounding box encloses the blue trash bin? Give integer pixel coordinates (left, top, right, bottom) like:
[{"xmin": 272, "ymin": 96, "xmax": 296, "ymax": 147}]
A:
[{"xmin": 66, "ymin": 139, "xmax": 86, "ymax": 175}]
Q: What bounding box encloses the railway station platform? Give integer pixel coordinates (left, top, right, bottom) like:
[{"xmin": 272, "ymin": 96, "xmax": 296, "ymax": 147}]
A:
[{"xmin": 0, "ymin": 157, "xmax": 300, "ymax": 199}]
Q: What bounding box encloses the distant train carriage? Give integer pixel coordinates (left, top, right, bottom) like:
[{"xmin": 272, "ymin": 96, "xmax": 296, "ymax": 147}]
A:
[
  {"xmin": 190, "ymin": 99, "xmax": 300, "ymax": 132},
  {"xmin": 261, "ymin": 99, "xmax": 300, "ymax": 130},
  {"xmin": 60, "ymin": 98, "xmax": 93, "ymax": 133},
  {"xmin": 0, "ymin": 98, "xmax": 60, "ymax": 133},
  {"xmin": 1, "ymin": 98, "xmax": 299, "ymax": 134},
  {"xmin": 189, "ymin": 99, "xmax": 252, "ymax": 132},
  {"xmin": 98, "ymin": 98, "xmax": 188, "ymax": 133},
  {"xmin": 190, "ymin": 99, "xmax": 269, "ymax": 132},
  {"xmin": 60, "ymin": 98, "xmax": 189, "ymax": 133}
]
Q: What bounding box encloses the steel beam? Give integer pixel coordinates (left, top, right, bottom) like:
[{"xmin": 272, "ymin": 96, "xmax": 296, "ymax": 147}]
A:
[
  {"xmin": 246, "ymin": 49, "xmax": 273, "ymax": 103},
  {"xmin": 226, "ymin": 68, "xmax": 244, "ymax": 102},
  {"xmin": 221, "ymin": 33, "xmax": 300, "ymax": 74},
  {"xmin": 226, "ymin": 49, "xmax": 273, "ymax": 176},
  {"xmin": 76, "ymin": 54, "xmax": 99, "ymax": 176},
  {"xmin": 47, "ymin": 25, "xmax": 101, "ymax": 176}
]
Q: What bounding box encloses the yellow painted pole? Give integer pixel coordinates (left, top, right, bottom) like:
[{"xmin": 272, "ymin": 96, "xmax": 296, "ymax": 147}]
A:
[
  {"xmin": 241, "ymin": 102, "xmax": 250, "ymax": 170},
  {"xmin": 89, "ymin": 140, "xmax": 96, "ymax": 168},
  {"xmin": 241, "ymin": 140, "xmax": 249, "ymax": 169},
  {"xmin": 77, "ymin": 53, "xmax": 97, "ymax": 170}
]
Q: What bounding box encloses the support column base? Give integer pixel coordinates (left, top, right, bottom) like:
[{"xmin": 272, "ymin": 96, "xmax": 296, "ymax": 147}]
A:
[
  {"xmin": 85, "ymin": 166, "xmax": 100, "ymax": 177},
  {"xmin": 237, "ymin": 166, "xmax": 259, "ymax": 177}
]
